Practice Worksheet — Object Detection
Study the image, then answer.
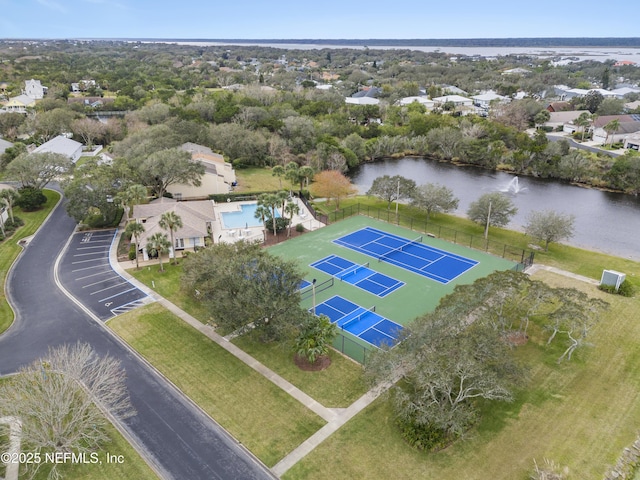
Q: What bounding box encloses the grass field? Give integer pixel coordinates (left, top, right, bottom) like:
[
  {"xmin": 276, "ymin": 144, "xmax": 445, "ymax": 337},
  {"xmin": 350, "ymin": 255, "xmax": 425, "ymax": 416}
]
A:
[
  {"xmin": 109, "ymin": 303, "xmax": 326, "ymax": 467},
  {"xmin": 282, "ymin": 271, "xmax": 640, "ymax": 480},
  {"xmin": 0, "ymin": 189, "xmax": 60, "ymax": 334},
  {"xmin": 235, "ymin": 167, "xmax": 289, "ymax": 193}
]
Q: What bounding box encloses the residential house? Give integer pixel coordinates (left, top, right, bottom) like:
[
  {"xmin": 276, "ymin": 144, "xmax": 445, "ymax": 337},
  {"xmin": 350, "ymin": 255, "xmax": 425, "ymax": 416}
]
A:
[
  {"xmin": 432, "ymin": 94, "xmax": 474, "ymax": 115},
  {"xmin": 132, "ymin": 199, "xmax": 215, "ymax": 259},
  {"xmin": 31, "ymin": 135, "xmax": 84, "ymax": 163},
  {"xmin": 609, "ymin": 86, "xmax": 640, "ymax": 99},
  {"xmin": 624, "ymin": 133, "xmax": 640, "ymax": 151},
  {"xmin": 441, "ymin": 85, "xmax": 468, "ymax": 95},
  {"xmin": 165, "ymin": 143, "xmax": 236, "ymax": 200},
  {"xmin": 70, "ymin": 80, "xmax": 97, "ymax": 93},
  {"xmin": 472, "ymin": 91, "xmax": 508, "ymax": 109},
  {"xmin": 544, "ymin": 110, "xmax": 590, "ymax": 133},
  {"xmin": 591, "ymin": 114, "xmax": 640, "ymax": 145},
  {"xmin": 502, "ymin": 67, "xmax": 531, "ymax": 75},
  {"xmin": 398, "ymin": 96, "xmax": 435, "ymax": 109},
  {"xmin": 625, "ymin": 100, "xmax": 640, "ymax": 112},
  {"xmin": 24, "ymin": 79, "xmax": 47, "ymax": 99},
  {"xmin": 546, "ymin": 102, "xmax": 573, "ymax": 113},
  {"xmin": 2, "ymin": 94, "xmax": 35, "ymax": 114},
  {"xmin": 345, "ymin": 86, "xmax": 382, "ymax": 105}
]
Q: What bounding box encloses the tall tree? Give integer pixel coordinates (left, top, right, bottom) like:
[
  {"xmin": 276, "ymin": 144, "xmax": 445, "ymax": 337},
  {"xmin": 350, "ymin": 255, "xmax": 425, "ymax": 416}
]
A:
[
  {"xmin": 0, "ymin": 188, "xmax": 19, "ymax": 223},
  {"xmin": 125, "ymin": 221, "xmax": 145, "ymax": 270},
  {"xmin": 309, "ymin": 170, "xmax": 356, "ymax": 210},
  {"xmin": 467, "ymin": 192, "xmax": 517, "ymax": 238},
  {"xmin": 146, "ymin": 232, "xmax": 171, "ymax": 272},
  {"xmin": 159, "ymin": 211, "xmax": 183, "ymax": 264},
  {"xmin": 182, "ymin": 241, "xmax": 304, "ymax": 342},
  {"xmin": 574, "ymin": 112, "xmax": 592, "ymax": 142},
  {"xmin": 603, "ymin": 119, "xmax": 621, "ymax": 146},
  {"xmin": 284, "ymin": 198, "xmax": 300, "ymax": 237},
  {"xmin": 524, "ymin": 210, "xmax": 575, "ymax": 251},
  {"xmin": 71, "ymin": 117, "xmax": 105, "ymax": 149},
  {"xmin": 271, "ymin": 164, "xmax": 285, "ymax": 188},
  {"xmin": 366, "ymin": 175, "xmax": 417, "ymax": 210},
  {"xmin": 410, "ymin": 183, "xmax": 459, "ymax": 220},
  {"xmin": 0, "ymin": 343, "xmax": 133, "ymax": 480},
  {"xmin": 258, "ymin": 191, "xmax": 287, "ymax": 236},
  {"xmin": 6, "ymin": 152, "xmax": 74, "ymax": 189},
  {"xmin": 139, "ymin": 147, "xmax": 205, "ymax": 199}
]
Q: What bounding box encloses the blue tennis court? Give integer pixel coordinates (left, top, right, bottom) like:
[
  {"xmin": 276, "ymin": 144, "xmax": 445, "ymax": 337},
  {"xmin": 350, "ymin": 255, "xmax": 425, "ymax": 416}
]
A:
[
  {"xmin": 333, "ymin": 227, "xmax": 478, "ymax": 284},
  {"xmin": 310, "ymin": 255, "xmax": 404, "ymax": 297},
  {"xmin": 313, "ymin": 295, "xmax": 403, "ymax": 348}
]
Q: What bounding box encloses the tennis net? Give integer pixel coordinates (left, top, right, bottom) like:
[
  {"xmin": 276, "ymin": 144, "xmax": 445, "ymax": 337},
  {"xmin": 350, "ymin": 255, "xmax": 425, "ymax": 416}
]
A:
[
  {"xmin": 338, "ymin": 262, "xmax": 369, "ymax": 280},
  {"xmin": 300, "ymin": 277, "xmax": 334, "ymax": 301},
  {"xmin": 378, "ymin": 235, "xmax": 423, "ymax": 262},
  {"xmin": 341, "ymin": 306, "xmax": 376, "ymax": 330}
]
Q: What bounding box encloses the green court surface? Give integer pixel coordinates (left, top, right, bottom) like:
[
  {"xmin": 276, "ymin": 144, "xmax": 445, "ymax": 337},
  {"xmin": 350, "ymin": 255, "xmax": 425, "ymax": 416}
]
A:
[{"xmin": 269, "ymin": 216, "xmax": 517, "ymax": 329}]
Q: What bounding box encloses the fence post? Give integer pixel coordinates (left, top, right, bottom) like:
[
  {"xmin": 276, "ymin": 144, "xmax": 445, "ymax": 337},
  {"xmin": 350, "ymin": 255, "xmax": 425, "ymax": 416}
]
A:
[{"xmin": 503, "ymin": 244, "xmax": 507, "ymax": 258}]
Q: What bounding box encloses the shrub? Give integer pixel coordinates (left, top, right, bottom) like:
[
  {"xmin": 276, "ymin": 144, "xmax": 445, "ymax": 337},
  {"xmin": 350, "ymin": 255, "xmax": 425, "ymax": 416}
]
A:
[
  {"xmin": 264, "ymin": 216, "xmax": 290, "ymax": 233},
  {"xmin": 128, "ymin": 244, "xmax": 136, "ymax": 261},
  {"xmin": 16, "ymin": 187, "xmax": 47, "ymax": 211},
  {"xmin": 295, "ymin": 223, "xmax": 305, "ymax": 232},
  {"xmin": 598, "ymin": 280, "xmax": 634, "ymax": 297},
  {"xmin": 395, "ymin": 417, "xmax": 450, "ymax": 451}
]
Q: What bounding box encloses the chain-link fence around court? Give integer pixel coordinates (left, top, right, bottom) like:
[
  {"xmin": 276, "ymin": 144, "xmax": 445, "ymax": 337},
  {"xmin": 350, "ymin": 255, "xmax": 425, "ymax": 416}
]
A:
[{"xmin": 324, "ymin": 203, "xmax": 535, "ymax": 271}]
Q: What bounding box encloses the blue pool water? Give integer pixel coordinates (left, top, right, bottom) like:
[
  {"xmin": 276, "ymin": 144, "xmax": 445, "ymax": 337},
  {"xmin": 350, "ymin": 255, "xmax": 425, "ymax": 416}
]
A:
[{"xmin": 220, "ymin": 203, "xmax": 280, "ymax": 229}]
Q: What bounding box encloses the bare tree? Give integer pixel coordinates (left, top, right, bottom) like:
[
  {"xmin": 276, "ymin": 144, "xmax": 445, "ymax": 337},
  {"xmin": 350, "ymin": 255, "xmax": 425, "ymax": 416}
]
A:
[{"xmin": 0, "ymin": 343, "xmax": 134, "ymax": 480}]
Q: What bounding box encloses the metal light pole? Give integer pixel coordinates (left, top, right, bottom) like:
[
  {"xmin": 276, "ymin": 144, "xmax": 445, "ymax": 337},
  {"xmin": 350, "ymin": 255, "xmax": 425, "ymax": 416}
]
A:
[
  {"xmin": 484, "ymin": 200, "xmax": 492, "ymax": 240},
  {"xmin": 312, "ymin": 278, "xmax": 317, "ymax": 315},
  {"xmin": 395, "ymin": 179, "xmax": 400, "ymax": 223}
]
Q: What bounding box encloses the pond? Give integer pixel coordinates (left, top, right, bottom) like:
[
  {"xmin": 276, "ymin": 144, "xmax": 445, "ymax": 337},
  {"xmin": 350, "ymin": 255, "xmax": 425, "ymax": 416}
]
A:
[{"xmin": 349, "ymin": 157, "xmax": 640, "ymax": 261}]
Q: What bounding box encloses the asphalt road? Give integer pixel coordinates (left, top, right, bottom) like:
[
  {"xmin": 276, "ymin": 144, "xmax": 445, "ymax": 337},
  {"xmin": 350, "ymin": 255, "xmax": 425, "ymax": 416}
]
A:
[
  {"xmin": 0, "ymin": 199, "xmax": 275, "ymax": 480},
  {"xmin": 546, "ymin": 133, "xmax": 622, "ymax": 157}
]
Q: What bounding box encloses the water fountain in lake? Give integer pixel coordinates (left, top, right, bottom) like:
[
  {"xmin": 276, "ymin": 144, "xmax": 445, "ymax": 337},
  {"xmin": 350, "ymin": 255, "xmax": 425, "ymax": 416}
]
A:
[{"xmin": 501, "ymin": 176, "xmax": 526, "ymax": 194}]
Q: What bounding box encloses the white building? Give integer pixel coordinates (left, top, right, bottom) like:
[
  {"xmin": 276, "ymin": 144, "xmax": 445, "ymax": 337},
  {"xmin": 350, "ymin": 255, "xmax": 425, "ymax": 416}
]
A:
[
  {"xmin": 32, "ymin": 135, "xmax": 84, "ymax": 163},
  {"xmin": 24, "ymin": 79, "xmax": 47, "ymax": 99}
]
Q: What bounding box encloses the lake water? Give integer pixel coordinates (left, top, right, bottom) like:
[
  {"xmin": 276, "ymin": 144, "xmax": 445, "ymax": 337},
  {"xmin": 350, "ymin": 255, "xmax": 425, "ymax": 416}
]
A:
[{"xmin": 349, "ymin": 157, "xmax": 640, "ymax": 260}]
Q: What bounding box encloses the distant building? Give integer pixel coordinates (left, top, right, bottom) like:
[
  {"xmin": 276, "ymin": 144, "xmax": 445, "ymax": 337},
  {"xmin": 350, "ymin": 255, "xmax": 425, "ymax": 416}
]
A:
[
  {"xmin": 2, "ymin": 94, "xmax": 36, "ymax": 114},
  {"xmin": 24, "ymin": 79, "xmax": 47, "ymax": 99},
  {"xmin": 32, "ymin": 135, "xmax": 83, "ymax": 163}
]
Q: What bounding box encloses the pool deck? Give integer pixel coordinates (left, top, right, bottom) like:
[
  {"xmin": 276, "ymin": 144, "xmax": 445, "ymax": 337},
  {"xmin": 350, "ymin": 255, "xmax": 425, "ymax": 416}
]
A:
[{"xmin": 212, "ymin": 199, "xmax": 324, "ymax": 244}]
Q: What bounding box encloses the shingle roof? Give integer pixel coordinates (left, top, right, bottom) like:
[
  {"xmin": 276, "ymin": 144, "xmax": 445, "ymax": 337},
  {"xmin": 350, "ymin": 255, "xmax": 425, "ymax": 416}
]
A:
[{"xmin": 32, "ymin": 135, "xmax": 83, "ymax": 158}]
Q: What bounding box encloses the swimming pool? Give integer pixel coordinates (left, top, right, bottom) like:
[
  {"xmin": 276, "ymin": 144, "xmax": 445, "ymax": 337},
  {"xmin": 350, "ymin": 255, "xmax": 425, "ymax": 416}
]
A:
[{"xmin": 220, "ymin": 203, "xmax": 280, "ymax": 229}]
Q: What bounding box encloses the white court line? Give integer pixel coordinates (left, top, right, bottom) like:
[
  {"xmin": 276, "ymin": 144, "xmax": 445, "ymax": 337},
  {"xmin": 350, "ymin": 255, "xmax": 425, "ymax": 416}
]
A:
[
  {"xmin": 82, "ymin": 276, "xmax": 121, "ymax": 288},
  {"xmin": 89, "ymin": 281, "xmax": 128, "ymax": 296},
  {"xmin": 71, "ymin": 263, "xmax": 110, "ymax": 272},
  {"xmin": 98, "ymin": 287, "xmax": 138, "ymax": 303}
]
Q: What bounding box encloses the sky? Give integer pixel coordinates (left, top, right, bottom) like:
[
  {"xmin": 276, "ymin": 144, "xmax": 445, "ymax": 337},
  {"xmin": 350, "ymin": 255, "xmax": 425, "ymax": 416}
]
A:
[{"xmin": 0, "ymin": 0, "xmax": 637, "ymax": 40}]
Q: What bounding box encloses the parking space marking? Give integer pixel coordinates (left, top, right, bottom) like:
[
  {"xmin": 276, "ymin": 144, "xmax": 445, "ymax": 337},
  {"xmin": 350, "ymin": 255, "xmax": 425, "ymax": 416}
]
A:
[
  {"xmin": 72, "ymin": 258, "xmax": 108, "ymax": 265},
  {"xmin": 73, "ymin": 252, "xmax": 105, "ymax": 257},
  {"xmin": 89, "ymin": 281, "xmax": 129, "ymax": 296},
  {"xmin": 72, "ymin": 263, "xmax": 110, "ymax": 273},
  {"xmin": 82, "ymin": 276, "xmax": 121, "ymax": 288},
  {"xmin": 75, "ymin": 270, "xmax": 113, "ymax": 281},
  {"xmin": 99, "ymin": 287, "xmax": 138, "ymax": 303}
]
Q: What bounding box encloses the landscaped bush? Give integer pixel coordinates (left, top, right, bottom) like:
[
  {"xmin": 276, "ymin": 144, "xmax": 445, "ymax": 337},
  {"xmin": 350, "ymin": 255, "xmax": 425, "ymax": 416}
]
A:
[
  {"xmin": 16, "ymin": 187, "xmax": 47, "ymax": 211},
  {"xmin": 395, "ymin": 417, "xmax": 450, "ymax": 451},
  {"xmin": 128, "ymin": 244, "xmax": 136, "ymax": 261},
  {"xmin": 599, "ymin": 280, "xmax": 634, "ymax": 297},
  {"xmin": 295, "ymin": 223, "xmax": 305, "ymax": 232},
  {"xmin": 265, "ymin": 216, "xmax": 290, "ymax": 233}
]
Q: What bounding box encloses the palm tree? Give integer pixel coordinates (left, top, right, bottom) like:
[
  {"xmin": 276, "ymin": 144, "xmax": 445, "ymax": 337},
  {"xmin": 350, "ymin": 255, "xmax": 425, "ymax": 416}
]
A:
[
  {"xmin": 298, "ymin": 166, "xmax": 315, "ymax": 190},
  {"xmin": 575, "ymin": 112, "xmax": 591, "ymax": 142},
  {"xmin": 125, "ymin": 221, "xmax": 145, "ymax": 270},
  {"xmin": 258, "ymin": 193, "xmax": 281, "ymax": 236},
  {"xmin": 116, "ymin": 184, "xmax": 147, "ymax": 220},
  {"xmin": 0, "ymin": 189, "xmax": 18, "ymax": 224},
  {"xmin": 159, "ymin": 211, "xmax": 183, "ymax": 264},
  {"xmin": 284, "ymin": 199, "xmax": 300, "ymax": 237},
  {"xmin": 604, "ymin": 119, "xmax": 621, "ymax": 146},
  {"xmin": 146, "ymin": 232, "xmax": 171, "ymax": 272},
  {"xmin": 271, "ymin": 165, "xmax": 285, "ymax": 189}
]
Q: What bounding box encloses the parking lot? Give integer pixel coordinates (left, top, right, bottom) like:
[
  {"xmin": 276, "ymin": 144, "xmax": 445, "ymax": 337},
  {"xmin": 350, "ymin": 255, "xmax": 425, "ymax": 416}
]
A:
[{"xmin": 58, "ymin": 229, "xmax": 150, "ymax": 321}]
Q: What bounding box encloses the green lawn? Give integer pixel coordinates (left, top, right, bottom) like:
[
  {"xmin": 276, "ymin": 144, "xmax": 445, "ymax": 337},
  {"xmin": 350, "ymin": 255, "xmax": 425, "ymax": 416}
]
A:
[
  {"xmin": 282, "ymin": 271, "xmax": 640, "ymax": 479},
  {"xmin": 233, "ymin": 332, "xmax": 367, "ymax": 408},
  {"xmin": 0, "ymin": 190, "xmax": 60, "ymax": 334},
  {"xmin": 109, "ymin": 303, "xmax": 326, "ymax": 467},
  {"xmin": 235, "ymin": 167, "xmax": 292, "ymax": 193}
]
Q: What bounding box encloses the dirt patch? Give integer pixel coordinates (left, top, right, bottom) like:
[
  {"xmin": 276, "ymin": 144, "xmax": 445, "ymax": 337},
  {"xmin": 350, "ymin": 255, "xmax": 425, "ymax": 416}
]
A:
[
  {"xmin": 262, "ymin": 227, "xmax": 307, "ymax": 247},
  {"xmin": 294, "ymin": 353, "xmax": 332, "ymax": 371},
  {"xmin": 504, "ymin": 331, "xmax": 529, "ymax": 346}
]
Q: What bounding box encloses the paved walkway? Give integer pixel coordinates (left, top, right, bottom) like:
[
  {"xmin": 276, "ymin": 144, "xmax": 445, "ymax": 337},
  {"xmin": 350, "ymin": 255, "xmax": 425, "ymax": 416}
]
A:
[
  {"xmin": 110, "ymin": 227, "xmax": 393, "ymax": 476},
  {"xmin": 111, "ymin": 224, "xmax": 602, "ymax": 477}
]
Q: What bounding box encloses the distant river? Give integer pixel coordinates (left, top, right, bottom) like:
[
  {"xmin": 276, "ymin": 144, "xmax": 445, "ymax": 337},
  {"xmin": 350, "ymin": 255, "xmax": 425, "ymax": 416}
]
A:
[
  {"xmin": 167, "ymin": 41, "xmax": 640, "ymax": 63},
  {"xmin": 349, "ymin": 157, "xmax": 640, "ymax": 261}
]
